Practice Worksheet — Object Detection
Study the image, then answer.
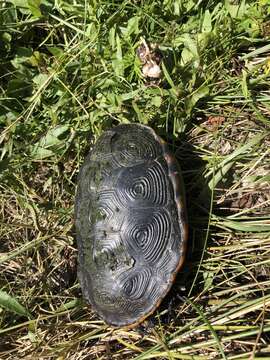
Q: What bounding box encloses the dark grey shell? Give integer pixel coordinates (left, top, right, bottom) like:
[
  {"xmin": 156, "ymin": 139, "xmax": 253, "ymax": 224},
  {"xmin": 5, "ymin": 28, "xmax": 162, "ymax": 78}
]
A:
[{"xmin": 75, "ymin": 124, "xmax": 188, "ymax": 327}]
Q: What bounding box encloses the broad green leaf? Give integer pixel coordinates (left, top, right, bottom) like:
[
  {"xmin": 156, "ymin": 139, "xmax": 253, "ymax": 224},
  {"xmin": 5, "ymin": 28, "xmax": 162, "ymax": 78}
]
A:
[
  {"xmin": 85, "ymin": 23, "xmax": 99, "ymax": 43},
  {"xmin": 10, "ymin": 0, "xmax": 29, "ymax": 6},
  {"xmin": 9, "ymin": 0, "xmax": 31, "ymax": 14},
  {"xmin": 183, "ymin": 34, "xmax": 198, "ymax": 57},
  {"xmin": 225, "ymin": 0, "xmax": 247, "ymax": 19},
  {"xmin": 181, "ymin": 47, "xmax": 195, "ymax": 65},
  {"xmin": 11, "ymin": 47, "xmax": 32, "ymax": 69},
  {"xmin": 185, "ymin": 84, "xmax": 209, "ymax": 115},
  {"xmin": 31, "ymin": 147, "xmax": 54, "ymax": 160},
  {"xmin": 112, "ymin": 34, "xmax": 124, "ymax": 77},
  {"xmin": 7, "ymin": 79, "xmax": 32, "ymax": 98},
  {"xmin": 36, "ymin": 125, "xmax": 69, "ymax": 148},
  {"xmin": 27, "ymin": 0, "xmax": 41, "ymax": 17},
  {"xmin": 119, "ymin": 89, "xmax": 140, "ymax": 101},
  {"xmin": 47, "ymin": 46, "xmax": 64, "ymax": 57},
  {"xmin": 29, "ymin": 51, "xmax": 43, "ymax": 67},
  {"xmin": 173, "ymin": 0, "xmax": 182, "ymax": 16},
  {"xmin": 186, "ymin": 0, "xmax": 196, "ymax": 11},
  {"xmin": 173, "ymin": 33, "xmax": 198, "ymax": 57},
  {"xmin": 0, "ymin": 290, "xmax": 31, "ymax": 318},
  {"xmin": 33, "ymin": 73, "xmax": 50, "ymax": 87},
  {"xmin": 120, "ymin": 16, "xmax": 139, "ymax": 37},
  {"xmin": 202, "ymin": 10, "xmax": 212, "ymax": 32},
  {"xmin": 2, "ymin": 32, "xmax": 12, "ymax": 43},
  {"xmin": 31, "ymin": 125, "xmax": 69, "ymax": 159},
  {"xmin": 151, "ymin": 96, "xmax": 162, "ymax": 107}
]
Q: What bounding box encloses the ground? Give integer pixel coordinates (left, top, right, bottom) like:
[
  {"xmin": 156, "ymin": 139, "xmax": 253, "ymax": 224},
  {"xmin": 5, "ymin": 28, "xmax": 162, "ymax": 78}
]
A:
[{"xmin": 0, "ymin": 1, "xmax": 270, "ymax": 359}]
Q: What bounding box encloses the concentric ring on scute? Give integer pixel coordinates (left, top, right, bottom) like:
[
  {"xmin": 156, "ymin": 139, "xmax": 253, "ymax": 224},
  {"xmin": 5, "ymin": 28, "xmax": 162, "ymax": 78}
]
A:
[
  {"xmin": 75, "ymin": 123, "xmax": 188, "ymax": 328},
  {"xmin": 110, "ymin": 127, "xmax": 161, "ymax": 167},
  {"xmin": 122, "ymin": 209, "xmax": 171, "ymax": 264},
  {"xmin": 116, "ymin": 161, "xmax": 168, "ymax": 208},
  {"xmin": 121, "ymin": 267, "xmax": 152, "ymax": 300}
]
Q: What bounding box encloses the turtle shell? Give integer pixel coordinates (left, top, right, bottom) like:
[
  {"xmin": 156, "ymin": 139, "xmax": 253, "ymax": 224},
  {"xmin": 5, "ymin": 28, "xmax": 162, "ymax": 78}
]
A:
[{"xmin": 75, "ymin": 124, "xmax": 188, "ymax": 327}]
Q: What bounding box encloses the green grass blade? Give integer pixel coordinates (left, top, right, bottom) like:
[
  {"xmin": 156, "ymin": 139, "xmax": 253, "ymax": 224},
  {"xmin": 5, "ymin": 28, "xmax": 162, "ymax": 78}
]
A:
[{"xmin": 0, "ymin": 290, "xmax": 31, "ymax": 318}]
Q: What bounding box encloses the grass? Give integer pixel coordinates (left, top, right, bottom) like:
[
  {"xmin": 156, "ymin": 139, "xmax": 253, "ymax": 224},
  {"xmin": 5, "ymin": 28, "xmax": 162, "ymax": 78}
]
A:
[{"xmin": 0, "ymin": 0, "xmax": 270, "ymax": 358}]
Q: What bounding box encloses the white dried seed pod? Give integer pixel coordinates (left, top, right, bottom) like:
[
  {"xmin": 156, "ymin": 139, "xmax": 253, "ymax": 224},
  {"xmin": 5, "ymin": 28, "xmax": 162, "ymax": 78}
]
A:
[
  {"xmin": 142, "ymin": 63, "xmax": 162, "ymax": 78},
  {"xmin": 137, "ymin": 45, "xmax": 148, "ymax": 64}
]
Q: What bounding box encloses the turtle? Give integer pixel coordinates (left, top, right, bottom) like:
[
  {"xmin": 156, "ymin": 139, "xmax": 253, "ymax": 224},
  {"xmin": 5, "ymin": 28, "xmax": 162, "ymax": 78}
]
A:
[{"xmin": 75, "ymin": 124, "xmax": 188, "ymax": 328}]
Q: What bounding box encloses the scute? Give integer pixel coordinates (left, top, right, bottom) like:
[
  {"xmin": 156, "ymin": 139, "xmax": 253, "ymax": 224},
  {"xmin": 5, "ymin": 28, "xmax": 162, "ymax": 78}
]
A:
[
  {"xmin": 75, "ymin": 124, "xmax": 187, "ymax": 327},
  {"xmin": 116, "ymin": 161, "xmax": 168, "ymax": 208}
]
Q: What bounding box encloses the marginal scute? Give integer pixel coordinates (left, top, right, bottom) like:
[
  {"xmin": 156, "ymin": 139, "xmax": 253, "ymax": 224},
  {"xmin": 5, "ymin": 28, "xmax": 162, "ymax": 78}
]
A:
[{"xmin": 75, "ymin": 124, "xmax": 187, "ymax": 327}]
